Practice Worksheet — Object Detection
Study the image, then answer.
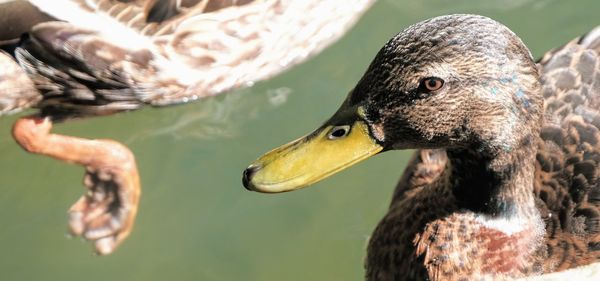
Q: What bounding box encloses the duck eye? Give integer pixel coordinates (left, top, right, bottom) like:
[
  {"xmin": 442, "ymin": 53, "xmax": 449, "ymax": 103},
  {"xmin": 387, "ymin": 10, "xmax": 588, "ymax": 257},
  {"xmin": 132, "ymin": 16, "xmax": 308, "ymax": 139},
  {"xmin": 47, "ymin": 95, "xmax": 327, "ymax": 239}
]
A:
[
  {"xmin": 328, "ymin": 125, "xmax": 350, "ymax": 140},
  {"xmin": 420, "ymin": 77, "xmax": 444, "ymax": 92}
]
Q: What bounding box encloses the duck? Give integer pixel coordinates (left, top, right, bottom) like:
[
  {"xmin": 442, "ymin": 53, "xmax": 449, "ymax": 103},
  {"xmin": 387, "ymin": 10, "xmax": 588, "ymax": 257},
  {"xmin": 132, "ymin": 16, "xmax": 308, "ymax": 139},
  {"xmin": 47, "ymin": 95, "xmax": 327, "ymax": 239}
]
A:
[
  {"xmin": 243, "ymin": 14, "xmax": 600, "ymax": 280},
  {"xmin": 0, "ymin": 0, "xmax": 375, "ymax": 255}
]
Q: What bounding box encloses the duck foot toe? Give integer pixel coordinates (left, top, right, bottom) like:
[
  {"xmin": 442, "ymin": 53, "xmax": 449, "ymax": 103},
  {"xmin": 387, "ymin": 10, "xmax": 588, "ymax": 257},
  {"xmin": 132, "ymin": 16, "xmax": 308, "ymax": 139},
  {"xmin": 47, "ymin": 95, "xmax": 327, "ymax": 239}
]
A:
[
  {"xmin": 69, "ymin": 166, "xmax": 139, "ymax": 255},
  {"xmin": 12, "ymin": 116, "xmax": 141, "ymax": 255}
]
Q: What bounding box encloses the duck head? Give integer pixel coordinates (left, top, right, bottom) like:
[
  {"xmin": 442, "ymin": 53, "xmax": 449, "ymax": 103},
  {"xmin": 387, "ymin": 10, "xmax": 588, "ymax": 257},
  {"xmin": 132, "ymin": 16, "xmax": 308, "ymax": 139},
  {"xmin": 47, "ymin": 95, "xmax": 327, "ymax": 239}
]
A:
[{"xmin": 243, "ymin": 14, "xmax": 542, "ymax": 193}]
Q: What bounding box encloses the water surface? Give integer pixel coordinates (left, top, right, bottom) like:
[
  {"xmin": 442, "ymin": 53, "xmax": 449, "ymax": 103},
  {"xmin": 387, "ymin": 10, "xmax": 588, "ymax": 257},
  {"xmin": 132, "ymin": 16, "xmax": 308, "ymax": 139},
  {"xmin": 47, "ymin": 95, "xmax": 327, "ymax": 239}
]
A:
[{"xmin": 1, "ymin": 1, "xmax": 599, "ymax": 280}]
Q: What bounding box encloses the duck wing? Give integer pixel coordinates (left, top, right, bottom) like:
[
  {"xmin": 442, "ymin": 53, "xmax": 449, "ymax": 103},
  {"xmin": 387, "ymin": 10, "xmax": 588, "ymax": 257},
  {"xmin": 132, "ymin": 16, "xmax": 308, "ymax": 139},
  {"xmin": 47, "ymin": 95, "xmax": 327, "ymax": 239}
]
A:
[
  {"xmin": 16, "ymin": 0, "xmax": 374, "ymax": 118},
  {"xmin": 15, "ymin": 22, "xmax": 153, "ymax": 118},
  {"xmin": 534, "ymin": 26, "xmax": 600, "ymax": 269}
]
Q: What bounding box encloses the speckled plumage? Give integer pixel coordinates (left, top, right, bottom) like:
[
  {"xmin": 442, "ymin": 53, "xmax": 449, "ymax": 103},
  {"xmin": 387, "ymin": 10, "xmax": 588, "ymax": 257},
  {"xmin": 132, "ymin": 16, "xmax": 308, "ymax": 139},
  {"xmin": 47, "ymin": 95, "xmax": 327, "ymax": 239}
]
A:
[
  {"xmin": 342, "ymin": 15, "xmax": 600, "ymax": 280},
  {"xmin": 1, "ymin": 0, "xmax": 375, "ymax": 118}
]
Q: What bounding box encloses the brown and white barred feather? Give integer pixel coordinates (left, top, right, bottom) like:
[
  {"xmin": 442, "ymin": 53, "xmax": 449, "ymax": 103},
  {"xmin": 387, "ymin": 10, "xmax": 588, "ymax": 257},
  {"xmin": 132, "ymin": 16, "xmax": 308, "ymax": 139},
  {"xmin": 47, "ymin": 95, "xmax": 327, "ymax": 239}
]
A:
[
  {"xmin": 374, "ymin": 25, "xmax": 600, "ymax": 281},
  {"xmin": 3, "ymin": 0, "xmax": 374, "ymax": 117},
  {"xmin": 0, "ymin": 51, "xmax": 41, "ymax": 114},
  {"xmin": 532, "ymin": 25, "xmax": 600, "ymax": 270}
]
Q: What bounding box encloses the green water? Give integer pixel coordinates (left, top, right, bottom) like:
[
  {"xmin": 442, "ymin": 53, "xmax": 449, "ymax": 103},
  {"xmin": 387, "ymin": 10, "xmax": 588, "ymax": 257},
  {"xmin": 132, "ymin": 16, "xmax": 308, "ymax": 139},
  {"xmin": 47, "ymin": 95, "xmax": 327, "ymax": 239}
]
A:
[{"xmin": 0, "ymin": 1, "xmax": 598, "ymax": 280}]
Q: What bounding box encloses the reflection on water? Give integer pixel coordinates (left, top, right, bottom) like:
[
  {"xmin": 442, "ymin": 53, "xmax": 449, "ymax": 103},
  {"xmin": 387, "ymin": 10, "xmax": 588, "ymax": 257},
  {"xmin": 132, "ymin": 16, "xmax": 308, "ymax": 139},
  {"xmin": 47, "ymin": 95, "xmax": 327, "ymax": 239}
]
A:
[
  {"xmin": 1, "ymin": 1, "xmax": 599, "ymax": 281},
  {"xmin": 128, "ymin": 87, "xmax": 292, "ymax": 142}
]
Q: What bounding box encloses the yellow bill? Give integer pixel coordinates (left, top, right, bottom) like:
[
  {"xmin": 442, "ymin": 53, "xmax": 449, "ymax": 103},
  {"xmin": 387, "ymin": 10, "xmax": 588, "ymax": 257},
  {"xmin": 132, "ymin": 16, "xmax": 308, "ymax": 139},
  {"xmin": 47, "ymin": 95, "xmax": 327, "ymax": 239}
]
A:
[{"xmin": 243, "ymin": 121, "xmax": 383, "ymax": 193}]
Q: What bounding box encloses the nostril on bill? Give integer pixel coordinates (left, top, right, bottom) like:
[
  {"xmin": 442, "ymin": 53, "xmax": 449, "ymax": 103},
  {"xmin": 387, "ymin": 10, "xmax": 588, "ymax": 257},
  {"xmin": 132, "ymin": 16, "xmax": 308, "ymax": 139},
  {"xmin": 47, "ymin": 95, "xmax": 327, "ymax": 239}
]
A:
[{"xmin": 242, "ymin": 165, "xmax": 260, "ymax": 190}]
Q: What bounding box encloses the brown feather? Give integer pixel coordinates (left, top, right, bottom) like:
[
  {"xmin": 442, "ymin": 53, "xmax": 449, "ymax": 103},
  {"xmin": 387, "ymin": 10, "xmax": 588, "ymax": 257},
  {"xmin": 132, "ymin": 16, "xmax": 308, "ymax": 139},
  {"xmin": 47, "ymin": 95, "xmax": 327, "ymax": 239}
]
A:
[{"xmin": 360, "ymin": 17, "xmax": 600, "ymax": 281}]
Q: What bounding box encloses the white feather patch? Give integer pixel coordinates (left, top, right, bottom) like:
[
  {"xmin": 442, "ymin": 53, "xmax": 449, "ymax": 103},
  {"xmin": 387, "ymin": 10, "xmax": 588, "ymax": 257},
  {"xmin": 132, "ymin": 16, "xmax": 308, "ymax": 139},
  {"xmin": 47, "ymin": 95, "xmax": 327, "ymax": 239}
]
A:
[
  {"xmin": 518, "ymin": 262, "xmax": 600, "ymax": 281},
  {"xmin": 28, "ymin": 0, "xmax": 153, "ymax": 49},
  {"xmin": 474, "ymin": 211, "xmax": 543, "ymax": 236}
]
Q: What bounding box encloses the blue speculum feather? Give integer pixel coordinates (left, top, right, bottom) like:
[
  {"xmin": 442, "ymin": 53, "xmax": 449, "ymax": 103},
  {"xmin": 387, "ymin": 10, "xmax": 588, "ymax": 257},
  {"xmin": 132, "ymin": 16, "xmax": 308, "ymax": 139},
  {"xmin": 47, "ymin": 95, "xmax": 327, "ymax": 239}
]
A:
[{"xmin": 516, "ymin": 89, "xmax": 531, "ymax": 108}]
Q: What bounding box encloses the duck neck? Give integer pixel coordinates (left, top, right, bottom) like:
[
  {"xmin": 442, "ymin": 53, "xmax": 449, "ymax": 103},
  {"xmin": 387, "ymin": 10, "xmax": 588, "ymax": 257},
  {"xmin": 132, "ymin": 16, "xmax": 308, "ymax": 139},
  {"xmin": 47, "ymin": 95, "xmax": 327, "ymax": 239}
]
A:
[{"xmin": 447, "ymin": 136, "xmax": 538, "ymax": 219}]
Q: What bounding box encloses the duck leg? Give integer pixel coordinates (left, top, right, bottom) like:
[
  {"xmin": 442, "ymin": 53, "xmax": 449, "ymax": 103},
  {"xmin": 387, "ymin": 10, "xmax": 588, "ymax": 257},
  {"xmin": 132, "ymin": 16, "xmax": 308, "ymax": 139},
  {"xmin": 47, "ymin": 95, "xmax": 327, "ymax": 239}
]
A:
[{"xmin": 12, "ymin": 116, "xmax": 140, "ymax": 255}]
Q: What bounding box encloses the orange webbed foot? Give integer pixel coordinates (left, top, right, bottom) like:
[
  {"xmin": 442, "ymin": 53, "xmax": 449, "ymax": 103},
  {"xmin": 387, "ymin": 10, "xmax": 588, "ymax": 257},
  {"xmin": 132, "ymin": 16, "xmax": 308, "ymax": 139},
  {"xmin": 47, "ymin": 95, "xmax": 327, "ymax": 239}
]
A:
[{"xmin": 12, "ymin": 116, "xmax": 141, "ymax": 255}]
